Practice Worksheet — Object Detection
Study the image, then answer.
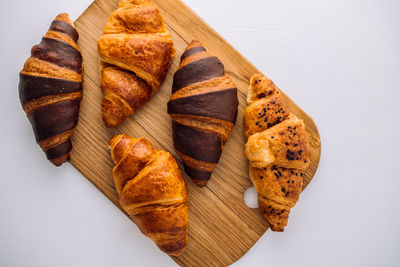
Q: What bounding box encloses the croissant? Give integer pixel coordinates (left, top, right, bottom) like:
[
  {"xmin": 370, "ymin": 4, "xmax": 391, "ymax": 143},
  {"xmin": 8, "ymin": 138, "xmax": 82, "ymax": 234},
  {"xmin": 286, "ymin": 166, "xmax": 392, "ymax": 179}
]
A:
[
  {"xmin": 244, "ymin": 74, "xmax": 311, "ymax": 231},
  {"xmin": 98, "ymin": 0, "xmax": 175, "ymax": 127},
  {"xmin": 167, "ymin": 40, "xmax": 239, "ymax": 187},
  {"xmin": 109, "ymin": 134, "xmax": 188, "ymax": 255},
  {"xmin": 18, "ymin": 13, "xmax": 83, "ymax": 166}
]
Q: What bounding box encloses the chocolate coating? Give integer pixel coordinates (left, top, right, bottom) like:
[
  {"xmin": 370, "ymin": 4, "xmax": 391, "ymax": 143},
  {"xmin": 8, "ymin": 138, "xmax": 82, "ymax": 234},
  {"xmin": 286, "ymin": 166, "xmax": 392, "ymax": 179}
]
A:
[
  {"xmin": 31, "ymin": 37, "xmax": 82, "ymax": 73},
  {"xmin": 168, "ymin": 87, "xmax": 238, "ymax": 123},
  {"xmin": 183, "ymin": 163, "xmax": 212, "ymax": 181},
  {"xmin": 45, "ymin": 139, "xmax": 72, "ymax": 160},
  {"xmin": 19, "ymin": 73, "xmax": 82, "ymax": 105},
  {"xmin": 49, "ymin": 20, "xmax": 79, "ymax": 42},
  {"xmin": 172, "ymin": 121, "xmax": 222, "ymax": 163},
  {"xmin": 172, "ymin": 57, "xmax": 225, "ymax": 93},
  {"xmin": 28, "ymin": 99, "xmax": 81, "ymax": 142},
  {"xmin": 180, "ymin": 46, "xmax": 206, "ymax": 60}
]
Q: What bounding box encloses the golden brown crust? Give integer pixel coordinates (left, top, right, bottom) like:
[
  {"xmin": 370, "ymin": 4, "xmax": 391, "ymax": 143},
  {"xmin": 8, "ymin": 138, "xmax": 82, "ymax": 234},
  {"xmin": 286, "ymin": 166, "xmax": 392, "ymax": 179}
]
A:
[
  {"xmin": 103, "ymin": 3, "xmax": 166, "ymax": 35},
  {"xmin": 101, "ymin": 66, "xmax": 152, "ymax": 127},
  {"xmin": 244, "ymin": 95, "xmax": 289, "ymax": 140},
  {"xmin": 244, "ymin": 74, "xmax": 311, "ymax": 231},
  {"xmin": 245, "ymin": 113, "xmax": 311, "ymax": 170},
  {"xmin": 19, "ymin": 13, "xmax": 82, "ymax": 166},
  {"xmin": 247, "ymin": 74, "xmax": 281, "ymax": 104},
  {"xmin": 44, "ymin": 30, "xmax": 80, "ymax": 51},
  {"xmin": 109, "ymin": 134, "xmax": 188, "ymax": 255},
  {"xmin": 21, "ymin": 58, "xmax": 82, "ymax": 82},
  {"xmin": 167, "ymin": 40, "xmax": 238, "ymax": 187},
  {"xmin": 98, "ymin": 34, "xmax": 175, "ymax": 88},
  {"xmin": 170, "ymin": 114, "xmax": 234, "ymax": 143},
  {"xmin": 54, "ymin": 13, "xmax": 73, "ymax": 24},
  {"xmin": 250, "ymin": 166, "xmax": 303, "ymax": 231},
  {"xmin": 38, "ymin": 129, "xmax": 74, "ymax": 150},
  {"xmin": 179, "ymin": 51, "xmax": 212, "ymax": 70},
  {"xmin": 98, "ymin": 0, "xmax": 175, "ymax": 127},
  {"xmin": 23, "ymin": 91, "xmax": 82, "ymax": 115},
  {"xmin": 170, "ymin": 75, "xmax": 235, "ymax": 101},
  {"xmin": 178, "ymin": 152, "xmax": 216, "ymax": 173}
]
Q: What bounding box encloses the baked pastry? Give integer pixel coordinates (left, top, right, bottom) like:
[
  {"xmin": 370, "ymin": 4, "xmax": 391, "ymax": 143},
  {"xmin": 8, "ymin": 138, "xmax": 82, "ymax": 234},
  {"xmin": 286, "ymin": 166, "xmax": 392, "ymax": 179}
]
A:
[
  {"xmin": 245, "ymin": 113, "xmax": 311, "ymax": 170},
  {"xmin": 243, "ymin": 73, "xmax": 288, "ymax": 140},
  {"xmin": 98, "ymin": 0, "xmax": 175, "ymax": 127},
  {"xmin": 244, "ymin": 74, "xmax": 311, "ymax": 231},
  {"xmin": 167, "ymin": 40, "xmax": 238, "ymax": 187},
  {"xmin": 18, "ymin": 13, "xmax": 83, "ymax": 166},
  {"xmin": 109, "ymin": 134, "xmax": 188, "ymax": 255}
]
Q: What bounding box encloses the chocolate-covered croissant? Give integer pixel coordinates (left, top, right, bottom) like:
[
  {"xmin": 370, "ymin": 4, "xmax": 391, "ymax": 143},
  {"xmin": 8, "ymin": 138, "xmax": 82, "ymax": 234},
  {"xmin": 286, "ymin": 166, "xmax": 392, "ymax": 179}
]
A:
[
  {"xmin": 19, "ymin": 13, "xmax": 83, "ymax": 166},
  {"xmin": 167, "ymin": 40, "xmax": 238, "ymax": 187}
]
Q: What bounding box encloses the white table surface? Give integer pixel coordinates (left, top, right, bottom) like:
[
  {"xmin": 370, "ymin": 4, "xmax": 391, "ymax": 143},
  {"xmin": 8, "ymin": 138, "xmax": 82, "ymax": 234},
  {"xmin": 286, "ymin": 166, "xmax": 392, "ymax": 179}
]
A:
[{"xmin": 1, "ymin": 0, "xmax": 399, "ymax": 266}]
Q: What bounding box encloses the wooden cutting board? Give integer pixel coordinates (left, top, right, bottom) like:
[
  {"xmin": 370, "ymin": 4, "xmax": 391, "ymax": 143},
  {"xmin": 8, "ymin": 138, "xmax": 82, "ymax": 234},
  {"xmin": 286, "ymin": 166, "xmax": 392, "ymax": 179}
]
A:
[{"xmin": 70, "ymin": 0, "xmax": 321, "ymax": 266}]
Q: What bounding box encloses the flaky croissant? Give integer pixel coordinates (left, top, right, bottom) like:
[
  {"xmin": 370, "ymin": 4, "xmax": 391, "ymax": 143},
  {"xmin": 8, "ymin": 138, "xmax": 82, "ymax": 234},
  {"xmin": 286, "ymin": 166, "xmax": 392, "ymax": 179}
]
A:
[
  {"xmin": 19, "ymin": 13, "xmax": 83, "ymax": 166},
  {"xmin": 244, "ymin": 74, "xmax": 311, "ymax": 231},
  {"xmin": 98, "ymin": 0, "xmax": 175, "ymax": 127},
  {"xmin": 167, "ymin": 40, "xmax": 238, "ymax": 187},
  {"xmin": 109, "ymin": 134, "xmax": 188, "ymax": 255}
]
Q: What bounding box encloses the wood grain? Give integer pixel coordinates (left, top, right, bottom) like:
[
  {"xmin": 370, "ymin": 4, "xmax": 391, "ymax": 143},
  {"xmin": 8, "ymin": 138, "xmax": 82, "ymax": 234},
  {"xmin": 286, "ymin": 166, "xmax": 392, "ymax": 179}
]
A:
[{"xmin": 70, "ymin": 0, "xmax": 321, "ymax": 266}]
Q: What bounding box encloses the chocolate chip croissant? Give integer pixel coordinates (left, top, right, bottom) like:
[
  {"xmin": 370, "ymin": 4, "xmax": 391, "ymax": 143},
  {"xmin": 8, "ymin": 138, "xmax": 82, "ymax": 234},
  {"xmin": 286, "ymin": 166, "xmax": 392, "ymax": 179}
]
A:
[
  {"xmin": 98, "ymin": 0, "xmax": 175, "ymax": 127},
  {"xmin": 19, "ymin": 13, "xmax": 83, "ymax": 166},
  {"xmin": 109, "ymin": 134, "xmax": 189, "ymax": 255},
  {"xmin": 244, "ymin": 74, "xmax": 311, "ymax": 231},
  {"xmin": 167, "ymin": 40, "xmax": 239, "ymax": 187}
]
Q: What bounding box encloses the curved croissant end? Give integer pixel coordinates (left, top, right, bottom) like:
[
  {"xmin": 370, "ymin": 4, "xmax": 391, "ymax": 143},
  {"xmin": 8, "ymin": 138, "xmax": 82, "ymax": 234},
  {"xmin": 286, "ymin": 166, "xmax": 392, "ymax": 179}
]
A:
[
  {"xmin": 19, "ymin": 13, "xmax": 83, "ymax": 166},
  {"xmin": 244, "ymin": 74, "xmax": 311, "ymax": 231},
  {"xmin": 109, "ymin": 134, "xmax": 189, "ymax": 255}
]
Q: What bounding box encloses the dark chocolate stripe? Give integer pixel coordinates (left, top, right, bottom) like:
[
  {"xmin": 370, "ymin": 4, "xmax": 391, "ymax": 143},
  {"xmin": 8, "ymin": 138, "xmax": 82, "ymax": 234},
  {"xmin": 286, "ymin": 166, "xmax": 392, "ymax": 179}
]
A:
[
  {"xmin": 45, "ymin": 140, "xmax": 72, "ymax": 160},
  {"xmin": 183, "ymin": 163, "xmax": 212, "ymax": 181},
  {"xmin": 49, "ymin": 20, "xmax": 79, "ymax": 42},
  {"xmin": 172, "ymin": 57, "xmax": 225, "ymax": 93},
  {"xmin": 167, "ymin": 88, "xmax": 238, "ymax": 123},
  {"xmin": 180, "ymin": 46, "xmax": 206, "ymax": 60},
  {"xmin": 172, "ymin": 121, "xmax": 222, "ymax": 163},
  {"xmin": 19, "ymin": 73, "xmax": 82, "ymax": 105},
  {"xmin": 31, "ymin": 37, "xmax": 82, "ymax": 74},
  {"xmin": 29, "ymin": 99, "xmax": 81, "ymax": 142}
]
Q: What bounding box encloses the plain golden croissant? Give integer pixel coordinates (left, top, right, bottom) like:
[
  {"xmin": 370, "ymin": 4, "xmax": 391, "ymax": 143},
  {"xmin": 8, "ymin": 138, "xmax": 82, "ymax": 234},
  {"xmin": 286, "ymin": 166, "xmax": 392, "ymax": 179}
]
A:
[
  {"xmin": 109, "ymin": 134, "xmax": 188, "ymax": 255},
  {"xmin": 98, "ymin": 0, "xmax": 175, "ymax": 127},
  {"xmin": 167, "ymin": 40, "xmax": 239, "ymax": 187},
  {"xmin": 18, "ymin": 13, "xmax": 83, "ymax": 166},
  {"xmin": 244, "ymin": 74, "xmax": 311, "ymax": 231}
]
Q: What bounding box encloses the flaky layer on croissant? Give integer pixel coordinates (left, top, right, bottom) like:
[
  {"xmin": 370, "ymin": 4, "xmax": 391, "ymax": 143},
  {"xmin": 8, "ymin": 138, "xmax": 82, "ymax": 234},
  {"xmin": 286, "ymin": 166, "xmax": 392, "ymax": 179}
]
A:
[
  {"xmin": 167, "ymin": 40, "xmax": 239, "ymax": 187},
  {"xmin": 245, "ymin": 113, "xmax": 311, "ymax": 170},
  {"xmin": 109, "ymin": 134, "xmax": 188, "ymax": 256},
  {"xmin": 244, "ymin": 74, "xmax": 311, "ymax": 231},
  {"xmin": 98, "ymin": 0, "xmax": 175, "ymax": 127},
  {"xmin": 19, "ymin": 13, "xmax": 83, "ymax": 166}
]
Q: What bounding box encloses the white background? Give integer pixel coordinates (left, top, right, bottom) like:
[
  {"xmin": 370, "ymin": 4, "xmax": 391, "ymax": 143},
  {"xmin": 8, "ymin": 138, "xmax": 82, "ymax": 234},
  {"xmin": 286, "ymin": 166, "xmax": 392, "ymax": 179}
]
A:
[{"xmin": 1, "ymin": 0, "xmax": 399, "ymax": 266}]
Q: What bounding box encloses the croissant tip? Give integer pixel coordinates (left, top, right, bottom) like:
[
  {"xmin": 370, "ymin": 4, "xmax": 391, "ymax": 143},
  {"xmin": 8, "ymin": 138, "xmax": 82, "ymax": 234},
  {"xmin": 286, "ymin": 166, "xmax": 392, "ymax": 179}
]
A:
[
  {"xmin": 104, "ymin": 121, "xmax": 119, "ymax": 128},
  {"xmin": 158, "ymin": 236, "xmax": 188, "ymax": 256},
  {"xmin": 165, "ymin": 246, "xmax": 187, "ymax": 256},
  {"xmin": 269, "ymin": 223, "xmax": 285, "ymax": 232},
  {"xmin": 187, "ymin": 40, "xmax": 203, "ymax": 49},
  {"xmin": 191, "ymin": 179, "xmax": 209, "ymax": 187},
  {"xmin": 49, "ymin": 154, "xmax": 69, "ymax": 166},
  {"xmin": 108, "ymin": 134, "xmax": 122, "ymax": 147},
  {"xmin": 270, "ymin": 227, "xmax": 285, "ymax": 232},
  {"xmin": 54, "ymin": 13, "xmax": 73, "ymax": 26},
  {"xmin": 168, "ymin": 251, "xmax": 185, "ymax": 257}
]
